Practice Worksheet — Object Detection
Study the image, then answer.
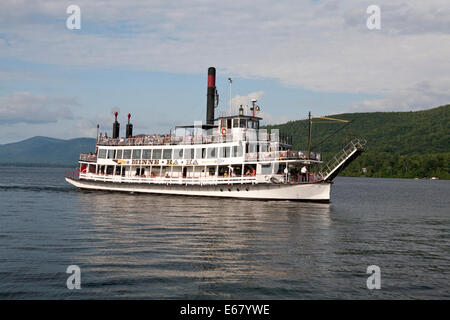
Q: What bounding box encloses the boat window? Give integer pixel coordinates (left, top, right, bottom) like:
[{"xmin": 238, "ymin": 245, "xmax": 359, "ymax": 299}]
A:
[
  {"xmin": 233, "ymin": 145, "xmax": 243, "ymax": 157},
  {"xmin": 248, "ymin": 142, "xmax": 257, "ymax": 153},
  {"xmin": 240, "ymin": 119, "xmax": 247, "ymax": 128},
  {"xmin": 233, "ymin": 119, "xmax": 239, "ymax": 128},
  {"xmin": 116, "ymin": 149, "xmax": 123, "ymax": 159},
  {"xmin": 259, "ymin": 143, "xmax": 268, "ymax": 153},
  {"xmin": 107, "ymin": 150, "xmax": 115, "ymax": 159},
  {"xmin": 195, "ymin": 148, "xmax": 206, "ymax": 159},
  {"xmin": 98, "ymin": 149, "xmax": 107, "ymax": 159},
  {"xmin": 142, "ymin": 149, "xmax": 152, "ymax": 159},
  {"xmin": 173, "ymin": 149, "xmax": 183, "ymax": 159},
  {"xmin": 152, "ymin": 149, "xmax": 162, "ymax": 159},
  {"xmin": 163, "ymin": 149, "xmax": 172, "ymax": 159},
  {"xmin": 221, "ymin": 119, "xmax": 226, "ymax": 128},
  {"xmin": 106, "ymin": 166, "xmax": 114, "ymax": 175},
  {"xmin": 123, "ymin": 149, "xmax": 131, "ymax": 159},
  {"xmin": 227, "ymin": 119, "xmax": 232, "ymax": 129},
  {"xmin": 261, "ymin": 164, "xmax": 272, "ymax": 175},
  {"xmin": 184, "ymin": 148, "xmax": 194, "ymax": 159},
  {"xmin": 207, "ymin": 147, "xmax": 217, "ymax": 158},
  {"xmin": 255, "ymin": 121, "xmax": 259, "ymax": 129},
  {"xmin": 132, "ymin": 149, "xmax": 141, "ymax": 159},
  {"xmin": 220, "ymin": 146, "xmax": 230, "ymax": 158}
]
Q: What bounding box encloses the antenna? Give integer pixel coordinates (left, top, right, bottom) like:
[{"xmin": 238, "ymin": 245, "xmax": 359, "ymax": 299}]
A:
[{"xmin": 251, "ymin": 99, "xmax": 257, "ymax": 117}]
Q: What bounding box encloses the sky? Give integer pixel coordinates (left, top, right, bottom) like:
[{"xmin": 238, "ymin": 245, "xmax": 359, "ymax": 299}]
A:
[{"xmin": 0, "ymin": 0, "xmax": 449, "ymax": 143}]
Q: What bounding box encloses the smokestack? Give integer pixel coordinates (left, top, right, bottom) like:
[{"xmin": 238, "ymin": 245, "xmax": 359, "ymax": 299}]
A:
[
  {"xmin": 112, "ymin": 112, "xmax": 120, "ymax": 139},
  {"xmin": 206, "ymin": 67, "xmax": 216, "ymax": 126},
  {"xmin": 126, "ymin": 113, "xmax": 133, "ymax": 138}
]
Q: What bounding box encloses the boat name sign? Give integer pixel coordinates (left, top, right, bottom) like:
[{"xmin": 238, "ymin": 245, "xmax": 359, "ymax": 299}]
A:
[{"xmin": 115, "ymin": 159, "xmax": 204, "ymax": 166}]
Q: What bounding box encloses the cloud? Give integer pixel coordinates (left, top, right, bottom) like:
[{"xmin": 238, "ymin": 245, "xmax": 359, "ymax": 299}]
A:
[
  {"xmin": 73, "ymin": 108, "xmax": 156, "ymax": 138},
  {"xmin": 0, "ymin": 92, "xmax": 76, "ymax": 124},
  {"xmin": 226, "ymin": 91, "xmax": 265, "ymax": 115},
  {"xmin": 225, "ymin": 90, "xmax": 289, "ymax": 125},
  {"xmin": 348, "ymin": 80, "xmax": 450, "ymax": 112},
  {"xmin": 0, "ymin": 0, "xmax": 449, "ymax": 113}
]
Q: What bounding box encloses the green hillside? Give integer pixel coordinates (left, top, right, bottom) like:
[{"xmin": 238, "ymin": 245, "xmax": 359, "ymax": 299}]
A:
[{"xmin": 264, "ymin": 104, "xmax": 450, "ymax": 179}]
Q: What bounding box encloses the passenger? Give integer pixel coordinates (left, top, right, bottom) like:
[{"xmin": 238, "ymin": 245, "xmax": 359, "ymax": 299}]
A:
[{"xmin": 301, "ymin": 166, "xmax": 307, "ymax": 182}]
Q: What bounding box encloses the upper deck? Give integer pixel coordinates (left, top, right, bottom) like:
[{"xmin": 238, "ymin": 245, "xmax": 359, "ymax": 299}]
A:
[
  {"xmin": 89, "ymin": 116, "xmax": 321, "ymax": 165},
  {"xmin": 97, "ymin": 127, "xmax": 290, "ymax": 147}
]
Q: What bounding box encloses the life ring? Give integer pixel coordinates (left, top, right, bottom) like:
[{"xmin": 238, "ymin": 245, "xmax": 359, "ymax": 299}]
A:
[{"xmin": 221, "ymin": 128, "xmax": 227, "ymax": 135}]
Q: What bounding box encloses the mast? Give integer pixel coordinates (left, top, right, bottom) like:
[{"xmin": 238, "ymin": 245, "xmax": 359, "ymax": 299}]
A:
[
  {"xmin": 307, "ymin": 111, "xmax": 312, "ymax": 160},
  {"xmin": 228, "ymin": 77, "xmax": 232, "ymax": 116},
  {"xmin": 95, "ymin": 124, "xmax": 99, "ymax": 154}
]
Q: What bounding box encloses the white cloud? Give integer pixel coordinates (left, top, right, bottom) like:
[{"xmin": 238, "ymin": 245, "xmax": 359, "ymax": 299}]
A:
[
  {"xmin": 226, "ymin": 91, "xmax": 265, "ymax": 116},
  {"xmin": 0, "ymin": 92, "xmax": 76, "ymax": 124},
  {"xmin": 225, "ymin": 90, "xmax": 289, "ymax": 125},
  {"xmin": 0, "ymin": 0, "xmax": 449, "ymax": 113}
]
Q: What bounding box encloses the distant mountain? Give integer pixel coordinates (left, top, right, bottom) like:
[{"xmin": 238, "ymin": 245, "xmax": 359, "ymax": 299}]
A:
[{"xmin": 0, "ymin": 136, "xmax": 96, "ymax": 166}]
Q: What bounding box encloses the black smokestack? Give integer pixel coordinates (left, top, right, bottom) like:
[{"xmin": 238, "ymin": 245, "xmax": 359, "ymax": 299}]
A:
[
  {"xmin": 112, "ymin": 112, "xmax": 120, "ymax": 139},
  {"xmin": 206, "ymin": 67, "xmax": 216, "ymax": 126},
  {"xmin": 126, "ymin": 113, "xmax": 133, "ymax": 138}
]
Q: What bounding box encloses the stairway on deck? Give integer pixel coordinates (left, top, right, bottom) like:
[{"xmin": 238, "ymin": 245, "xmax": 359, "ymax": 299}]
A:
[{"xmin": 319, "ymin": 138, "xmax": 366, "ymax": 181}]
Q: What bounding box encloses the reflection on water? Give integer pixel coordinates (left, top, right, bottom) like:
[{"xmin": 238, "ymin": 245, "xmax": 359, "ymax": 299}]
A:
[
  {"xmin": 75, "ymin": 192, "xmax": 332, "ymax": 298},
  {"xmin": 0, "ymin": 167, "xmax": 448, "ymax": 299}
]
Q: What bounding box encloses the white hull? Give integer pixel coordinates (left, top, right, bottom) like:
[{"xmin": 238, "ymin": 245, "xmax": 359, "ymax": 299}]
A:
[{"xmin": 66, "ymin": 177, "xmax": 331, "ymax": 202}]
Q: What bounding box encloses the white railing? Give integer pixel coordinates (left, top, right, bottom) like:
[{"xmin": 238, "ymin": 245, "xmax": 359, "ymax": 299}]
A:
[
  {"xmin": 79, "ymin": 173, "xmax": 259, "ymax": 186},
  {"xmin": 79, "ymin": 153, "xmax": 97, "ymax": 162},
  {"xmin": 245, "ymin": 151, "xmax": 321, "ymax": 162},
  {"xmin": 97, "ymin": 128, "xmax": 291, "ymax": 147}
]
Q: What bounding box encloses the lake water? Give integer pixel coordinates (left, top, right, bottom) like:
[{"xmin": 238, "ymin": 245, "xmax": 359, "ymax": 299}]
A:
[{"xmin": 0, "ymin": 167, "xmax": 448, "ymax": 299}]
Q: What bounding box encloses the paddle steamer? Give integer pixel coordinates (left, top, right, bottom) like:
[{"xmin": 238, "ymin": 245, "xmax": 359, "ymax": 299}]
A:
[{"xmin": 65, "ymin": 67, "xmax": 365, "ymax": 201}]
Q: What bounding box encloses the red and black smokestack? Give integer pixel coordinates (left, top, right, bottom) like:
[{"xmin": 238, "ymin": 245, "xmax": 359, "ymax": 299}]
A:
[
  {"xmin": 112, "ymin": 112, "xmax": 120, "ymax": 139},
  {"xmin": 126, "ymin": 113, "xmax": 133, "ymax": 138},
  {"xmin": 206, "ymin": 67, "xmax": 216, "ymax": 126}
]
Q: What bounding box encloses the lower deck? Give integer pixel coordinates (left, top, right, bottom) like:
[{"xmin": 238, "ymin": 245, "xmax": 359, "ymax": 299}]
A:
[
  {"xmin": 66, "ymin": 177, "xmax": 332, "ymax": 201},
  {"xmin": 75, "ymin": 161, "xmax": 323, "ymax": 186}
]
